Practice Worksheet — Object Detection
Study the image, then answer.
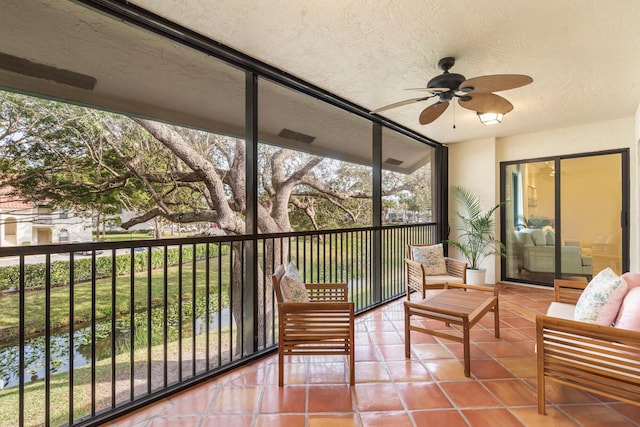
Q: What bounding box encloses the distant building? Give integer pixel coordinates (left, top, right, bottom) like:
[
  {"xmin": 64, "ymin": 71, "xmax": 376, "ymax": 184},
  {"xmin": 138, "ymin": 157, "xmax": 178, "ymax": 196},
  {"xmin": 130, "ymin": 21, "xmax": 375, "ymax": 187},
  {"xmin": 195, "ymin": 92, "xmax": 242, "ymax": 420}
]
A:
[
  {"xmin": 120, "ymin": 210, "xmax": 155, "ymax": 232},
  {"xmin": 0, "ymin": 189, "xmax": 92, "ymax": 246}
]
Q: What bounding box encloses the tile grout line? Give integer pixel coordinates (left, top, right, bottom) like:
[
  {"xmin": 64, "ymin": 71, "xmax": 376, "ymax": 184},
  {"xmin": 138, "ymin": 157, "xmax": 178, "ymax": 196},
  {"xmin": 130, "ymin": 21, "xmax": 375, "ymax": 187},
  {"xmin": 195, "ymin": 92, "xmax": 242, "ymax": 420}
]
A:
[
  {"xmin": 388, "ymin": 294, "xmax": 473, "ymax": 426},
  {"xmin": 372, "ymin": 311, "xmax": 418, "ymax": 427}
]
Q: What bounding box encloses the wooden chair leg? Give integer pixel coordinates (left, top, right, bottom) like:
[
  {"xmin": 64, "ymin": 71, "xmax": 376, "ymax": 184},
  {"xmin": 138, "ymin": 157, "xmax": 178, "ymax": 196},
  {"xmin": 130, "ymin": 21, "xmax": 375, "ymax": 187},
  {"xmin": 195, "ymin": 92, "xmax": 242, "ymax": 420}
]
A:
[
  {"xmin": 463, "ymin": 318, "xmax": 471, "ymax": 377},
  {"xmin": 278, "ymin": 350, "xmax": 284, "ymax": 387},
  {"xmin": 349, "ymin": 353, "xmax": 355, "ymax": 386},
  {"xmin": 404, "ymin": 303, "xmax": 411, "ymax": 358},
  {"xmin": 494, "ymin": 300, "xmax": 500, "ymax": 338},
  {"xmin": 349, "ymin": 324, "xmax": 355, "ymax": 385},
  {"xmin": 537, "ymin": 374, "xmax": 546, "ymax": 414},
  {"xmin": 537, "ymin": 328, "xmax": 546, "ymax": 414}
]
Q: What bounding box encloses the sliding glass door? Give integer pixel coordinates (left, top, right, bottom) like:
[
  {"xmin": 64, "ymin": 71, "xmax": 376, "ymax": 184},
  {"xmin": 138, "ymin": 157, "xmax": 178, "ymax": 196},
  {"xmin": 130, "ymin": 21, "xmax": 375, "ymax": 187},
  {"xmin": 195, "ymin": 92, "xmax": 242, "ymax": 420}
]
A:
[
  {"xmin": 560, "ymin": 155, "xmax": 624, "ymax": 279},
  {"xmin": 501, "ymin": 151, "xmax": 628, "ymax": 286},
  {"xmin": 503, "ymin": 161, "xmax": 557, "ymax": 283}
]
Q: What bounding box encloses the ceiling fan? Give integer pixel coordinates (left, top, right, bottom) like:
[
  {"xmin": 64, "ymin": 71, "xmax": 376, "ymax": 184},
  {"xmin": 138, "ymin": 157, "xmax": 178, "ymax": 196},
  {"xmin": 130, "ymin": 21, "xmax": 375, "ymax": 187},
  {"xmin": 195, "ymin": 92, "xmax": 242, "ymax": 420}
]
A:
[{"xmin": 370, "ymin": 57, "xmax": 533, "ymax": 125}]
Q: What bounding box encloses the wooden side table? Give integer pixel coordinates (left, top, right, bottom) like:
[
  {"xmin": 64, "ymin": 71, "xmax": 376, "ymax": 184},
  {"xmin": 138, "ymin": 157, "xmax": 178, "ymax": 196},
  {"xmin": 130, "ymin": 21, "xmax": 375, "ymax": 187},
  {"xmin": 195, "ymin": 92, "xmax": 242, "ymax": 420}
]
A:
[{"xmin": 404, "ymin": 283, "xmax": 499, "ymax": 377}]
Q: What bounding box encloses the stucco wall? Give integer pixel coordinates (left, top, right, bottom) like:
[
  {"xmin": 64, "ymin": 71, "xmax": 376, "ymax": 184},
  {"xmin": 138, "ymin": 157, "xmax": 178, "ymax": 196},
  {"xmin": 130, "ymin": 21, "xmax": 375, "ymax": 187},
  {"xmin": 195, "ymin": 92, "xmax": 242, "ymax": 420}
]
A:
[
  {"xmin": 448, "ymin": 137, "xmax": 499, "ymax": 284},
  {"xmin": 449, "ymin": 115, "xmax": 639, "ymax": 281}
]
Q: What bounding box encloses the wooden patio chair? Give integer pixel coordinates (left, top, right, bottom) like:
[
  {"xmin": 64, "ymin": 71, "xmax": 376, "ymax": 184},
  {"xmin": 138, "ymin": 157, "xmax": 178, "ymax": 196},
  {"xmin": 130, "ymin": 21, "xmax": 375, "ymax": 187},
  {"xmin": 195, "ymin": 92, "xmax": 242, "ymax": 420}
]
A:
[
  {"xmin": 272, "ymin": 264, "xmax": 355, "ymax": 386},
  {"xmin": 406, "ymin": 243, "xmax": 467, "ymax": 299}
]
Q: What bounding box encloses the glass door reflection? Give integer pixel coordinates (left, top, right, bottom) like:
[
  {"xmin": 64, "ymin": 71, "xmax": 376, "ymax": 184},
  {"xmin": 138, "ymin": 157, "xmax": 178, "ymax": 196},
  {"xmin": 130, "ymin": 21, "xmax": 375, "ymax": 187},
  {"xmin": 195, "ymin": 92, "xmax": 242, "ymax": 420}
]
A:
[
  {"xmin": 504, "ymin": 161, "xmax": 556, "ymax": 283},
  {"xmin": 560, "ymin": 154, "xmax": 623, "ymax": 279}
]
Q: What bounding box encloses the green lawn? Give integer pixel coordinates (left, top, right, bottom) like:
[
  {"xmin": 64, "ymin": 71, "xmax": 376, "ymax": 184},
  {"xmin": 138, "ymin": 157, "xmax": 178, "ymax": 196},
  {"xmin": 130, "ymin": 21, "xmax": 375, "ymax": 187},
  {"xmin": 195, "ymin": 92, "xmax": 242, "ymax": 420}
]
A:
[
  {"xmin": 0, "ymin": 254, "xmax": 232, "ymax": 341},
  {"xmin": 98, "ymin": 232, "xmax": 154, "ymax": 242},
  {"xmin": 0, "ymin": 235, "xmax": 393, "ymax": 342}
]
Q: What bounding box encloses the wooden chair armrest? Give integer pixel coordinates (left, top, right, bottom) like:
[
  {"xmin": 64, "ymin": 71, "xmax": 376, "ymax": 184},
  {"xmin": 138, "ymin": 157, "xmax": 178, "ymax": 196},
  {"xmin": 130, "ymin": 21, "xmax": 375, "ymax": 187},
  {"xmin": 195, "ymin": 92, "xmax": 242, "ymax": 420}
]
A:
[
  {"xmin": 405, "ymin": 258, "xmax": 422, "ymax": 269},
  {"xmin": 444, "ymin": 282, "xmax": 499, "ymax": 295},
  {"xmin": 405, "ymin": 258, "xmax": 425, "ymax": 285},
  {"xmin": 445, "ymin": 257, "xmax": 467, "ymax": 280},
  {"xmin": 305, "ymin": 283, "xmax": 348, "ymax": 302},
  {"xmin": 536, "ymin": 313, "xmax": 640, "ymax": 348},
  {"xmin": 554, "ymin": 279, "xmax": 588, "ymax": 304}
]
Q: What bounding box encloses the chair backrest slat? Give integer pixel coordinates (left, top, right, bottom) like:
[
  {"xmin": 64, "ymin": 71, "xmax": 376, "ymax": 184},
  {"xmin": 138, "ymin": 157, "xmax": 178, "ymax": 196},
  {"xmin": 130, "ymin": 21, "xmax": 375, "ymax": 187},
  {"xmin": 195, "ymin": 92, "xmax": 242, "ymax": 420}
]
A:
[{"xmin": 272, "ymin": 264, "xmax": 286, "ymax": 303}]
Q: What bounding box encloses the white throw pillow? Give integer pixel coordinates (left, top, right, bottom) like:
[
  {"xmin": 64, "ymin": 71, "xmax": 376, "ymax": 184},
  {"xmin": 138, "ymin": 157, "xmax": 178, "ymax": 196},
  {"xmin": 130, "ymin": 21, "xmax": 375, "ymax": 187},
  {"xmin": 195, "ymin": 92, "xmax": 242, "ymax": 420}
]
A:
[
  {"xmin": 280, "ymin": 262, "xmax": 309, "ymax": 302},
  {"xmin": 574, "ymin": 267, "xmax": 627, "ymax": 326},
  {"xmin": 410, "ymin": 244, "xmax": 447, "ymax": 276}
]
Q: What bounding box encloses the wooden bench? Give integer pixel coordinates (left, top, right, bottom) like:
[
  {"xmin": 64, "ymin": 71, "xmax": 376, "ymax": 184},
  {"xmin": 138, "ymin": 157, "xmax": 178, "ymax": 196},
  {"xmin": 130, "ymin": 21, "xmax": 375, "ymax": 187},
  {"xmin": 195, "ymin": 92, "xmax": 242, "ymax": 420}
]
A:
[{"xmin": 536, "ymin": 279, "xmax": 640, "ymax": 414}]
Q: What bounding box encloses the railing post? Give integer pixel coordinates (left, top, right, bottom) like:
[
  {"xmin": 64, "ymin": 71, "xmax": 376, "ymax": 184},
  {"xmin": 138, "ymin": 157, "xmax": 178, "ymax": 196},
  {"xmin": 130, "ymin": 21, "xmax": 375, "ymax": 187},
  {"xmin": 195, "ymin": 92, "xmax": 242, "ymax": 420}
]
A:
[
  {"xmin": 244, "ymin": 71, "xmax": 258, "ymax": 354},
  {"xmin": 436, "ymin": 145, "xmax": 449, "ymax": 249},
  {"xmin": 372, "ymin": 123, "xmax": 382, "ymax": 303}
]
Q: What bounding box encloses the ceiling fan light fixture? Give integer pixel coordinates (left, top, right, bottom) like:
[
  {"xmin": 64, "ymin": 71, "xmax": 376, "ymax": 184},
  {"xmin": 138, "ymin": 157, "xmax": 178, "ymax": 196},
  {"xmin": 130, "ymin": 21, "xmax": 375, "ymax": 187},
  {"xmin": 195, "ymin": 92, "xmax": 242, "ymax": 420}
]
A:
[{"xmin": 477, "ymin": 111, "xmax": 503, "ymax": 125}]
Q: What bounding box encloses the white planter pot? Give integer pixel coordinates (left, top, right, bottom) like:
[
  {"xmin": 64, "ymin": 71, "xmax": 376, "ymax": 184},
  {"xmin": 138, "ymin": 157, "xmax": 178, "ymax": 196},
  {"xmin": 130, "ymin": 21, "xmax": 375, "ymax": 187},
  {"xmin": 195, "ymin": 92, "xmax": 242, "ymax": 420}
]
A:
[{"xmin": 466, "ymin": 269, "xmax": 486, "ymax": 286}]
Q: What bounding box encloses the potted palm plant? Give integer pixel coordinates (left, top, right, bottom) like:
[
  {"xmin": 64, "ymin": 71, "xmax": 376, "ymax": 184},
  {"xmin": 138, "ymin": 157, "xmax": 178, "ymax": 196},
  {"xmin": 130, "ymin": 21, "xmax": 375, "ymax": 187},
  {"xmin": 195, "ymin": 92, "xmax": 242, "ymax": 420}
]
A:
[{"xmin": 447, "ymin": 186, "xmax": 505, "ymax": 285}]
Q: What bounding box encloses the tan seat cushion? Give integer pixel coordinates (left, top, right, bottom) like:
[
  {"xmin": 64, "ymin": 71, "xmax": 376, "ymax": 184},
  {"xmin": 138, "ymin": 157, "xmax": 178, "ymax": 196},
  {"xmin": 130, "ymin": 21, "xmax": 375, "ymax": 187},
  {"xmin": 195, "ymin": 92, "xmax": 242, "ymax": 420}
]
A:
[{"xmin": 423, "ymin": 275, "xmax": 464, "ymax": 285}]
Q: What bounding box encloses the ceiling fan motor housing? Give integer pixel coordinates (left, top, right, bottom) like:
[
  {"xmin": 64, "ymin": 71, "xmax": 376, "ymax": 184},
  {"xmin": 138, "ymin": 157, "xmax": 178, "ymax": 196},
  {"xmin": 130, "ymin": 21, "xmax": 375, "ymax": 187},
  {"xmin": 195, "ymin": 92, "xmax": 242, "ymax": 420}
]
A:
[
  {"xmin": 427, "ymin": 56, "xmax": 465, "ymax": 92},
  {"xmin": 427, "ymin": 72, "xmax": 466, "ymax": 92}
]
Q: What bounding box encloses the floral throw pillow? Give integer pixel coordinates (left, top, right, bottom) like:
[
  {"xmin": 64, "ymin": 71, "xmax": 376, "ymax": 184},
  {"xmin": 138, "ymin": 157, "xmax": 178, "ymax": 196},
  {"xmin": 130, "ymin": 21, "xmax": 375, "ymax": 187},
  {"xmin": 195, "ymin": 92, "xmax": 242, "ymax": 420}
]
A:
[
  {"xmin": 574, "ymin": 267, "xmax": 627, "ymax": 326},
  {"xmin": 280, "ymin": 262, "xmax": 309, "ymax": 303},
  {"xmin": 411, "ymin": 244, "xmax": 447, "ymax": 276}
]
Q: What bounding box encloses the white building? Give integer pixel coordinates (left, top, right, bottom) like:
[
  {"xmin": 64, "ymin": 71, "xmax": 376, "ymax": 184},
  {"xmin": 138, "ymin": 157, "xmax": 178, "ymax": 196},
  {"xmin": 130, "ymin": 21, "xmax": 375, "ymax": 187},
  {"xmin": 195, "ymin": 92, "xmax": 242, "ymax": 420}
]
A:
[{"xmin": 0, "ymin": 192, "xmax": 93, "ymax": 246}]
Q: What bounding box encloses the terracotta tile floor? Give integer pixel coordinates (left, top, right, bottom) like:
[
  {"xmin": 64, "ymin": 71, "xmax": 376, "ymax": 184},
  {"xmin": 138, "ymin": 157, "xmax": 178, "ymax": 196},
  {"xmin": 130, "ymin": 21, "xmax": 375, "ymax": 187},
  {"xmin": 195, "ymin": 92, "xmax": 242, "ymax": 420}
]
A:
[{"xmin": 103, "ymin": 284, "xmax": 640, "ymax": 426}]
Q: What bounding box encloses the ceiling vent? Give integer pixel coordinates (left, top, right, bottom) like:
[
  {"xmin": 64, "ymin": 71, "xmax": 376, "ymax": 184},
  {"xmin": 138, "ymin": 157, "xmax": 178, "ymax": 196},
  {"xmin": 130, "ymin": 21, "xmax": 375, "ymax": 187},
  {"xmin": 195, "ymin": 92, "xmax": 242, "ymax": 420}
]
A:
[
  {"xmin": 384, "ymin": 157, "xmax": 404, "ymax": 166},
  {"xmin": 278, "ymin": 128, "xmax": 316, "ymax": 144},
  {"xmin": 0, "ymin": 52, "xmax": 97, "ymax": 90}
]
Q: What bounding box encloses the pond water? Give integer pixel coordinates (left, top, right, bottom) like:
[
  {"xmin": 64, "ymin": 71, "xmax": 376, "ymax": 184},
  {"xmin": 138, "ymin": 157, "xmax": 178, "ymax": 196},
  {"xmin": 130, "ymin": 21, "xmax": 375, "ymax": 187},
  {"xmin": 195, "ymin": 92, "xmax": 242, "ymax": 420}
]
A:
[{"xmin": 0, "ymin": 310, "xmax": 232, "ymax": 390}]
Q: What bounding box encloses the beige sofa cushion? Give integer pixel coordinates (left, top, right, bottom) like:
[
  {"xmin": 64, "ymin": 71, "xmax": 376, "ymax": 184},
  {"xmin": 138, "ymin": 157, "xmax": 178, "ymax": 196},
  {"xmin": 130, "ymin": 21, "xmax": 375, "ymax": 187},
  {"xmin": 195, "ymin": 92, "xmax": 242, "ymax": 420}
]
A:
[{"xmin": 546, "ymin": 301, "xmax": 576, "ymax": 319}]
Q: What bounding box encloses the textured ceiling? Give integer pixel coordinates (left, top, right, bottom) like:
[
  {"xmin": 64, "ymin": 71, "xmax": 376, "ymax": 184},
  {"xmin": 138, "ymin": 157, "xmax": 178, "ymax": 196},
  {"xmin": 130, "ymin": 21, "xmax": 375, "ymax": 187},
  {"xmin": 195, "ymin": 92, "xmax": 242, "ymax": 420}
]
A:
[
  {"xmin": 130, "ymin": 0, "xmax": 640, "ymax": 144},
  {"xmin": 0, "ymin": 0, "xmax": 435, "ymax": 173}
]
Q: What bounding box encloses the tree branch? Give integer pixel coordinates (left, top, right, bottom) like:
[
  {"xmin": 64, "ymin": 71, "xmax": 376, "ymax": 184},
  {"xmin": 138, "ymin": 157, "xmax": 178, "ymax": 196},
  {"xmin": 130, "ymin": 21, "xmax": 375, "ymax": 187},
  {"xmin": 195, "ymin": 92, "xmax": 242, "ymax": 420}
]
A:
[{"xmin": 121, "ymin": 208, "xmax": 219, "ymax": 229}]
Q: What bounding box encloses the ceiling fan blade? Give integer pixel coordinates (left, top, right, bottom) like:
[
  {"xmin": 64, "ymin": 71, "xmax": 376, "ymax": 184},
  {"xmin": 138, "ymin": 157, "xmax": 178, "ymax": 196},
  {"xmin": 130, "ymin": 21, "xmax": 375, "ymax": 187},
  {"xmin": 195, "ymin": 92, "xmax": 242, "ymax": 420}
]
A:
[
  {"xmin": 419, "ymin": 101, "xmax": 449, "ymax": 125},
  {"xmin": 370, "ymin": 96, "xmax": 431, "ymax": 113},
  {"xmin": 459, "ymin": 74, "xmax": 533, "ymax": 93},
  {"xmin": 458, "ymin": 93, "xmax": 514, "ymax": 114},
  {"xmin": 405, "ymin": 87, "xmax": 450, "ymax": 93}
]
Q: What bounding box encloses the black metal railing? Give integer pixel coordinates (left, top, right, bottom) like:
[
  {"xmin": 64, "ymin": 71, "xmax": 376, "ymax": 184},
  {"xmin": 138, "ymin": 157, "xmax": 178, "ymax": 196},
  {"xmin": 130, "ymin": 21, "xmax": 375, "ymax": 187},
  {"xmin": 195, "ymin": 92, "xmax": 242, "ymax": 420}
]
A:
[{"xmin": 0, "ymin": 223, "xmax": 437, "ymax": 426}]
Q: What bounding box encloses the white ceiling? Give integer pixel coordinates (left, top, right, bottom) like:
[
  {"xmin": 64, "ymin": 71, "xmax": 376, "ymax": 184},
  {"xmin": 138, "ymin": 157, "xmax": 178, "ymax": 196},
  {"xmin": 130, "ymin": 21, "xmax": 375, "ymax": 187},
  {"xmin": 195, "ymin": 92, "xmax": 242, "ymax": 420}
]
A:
[{"xmin": 131, "ymin": 0, "xmax": 640, "ymax": 144}]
